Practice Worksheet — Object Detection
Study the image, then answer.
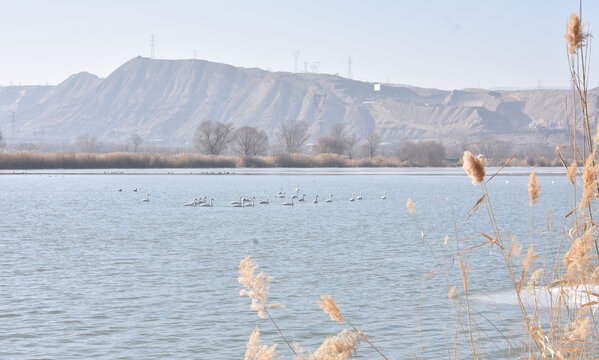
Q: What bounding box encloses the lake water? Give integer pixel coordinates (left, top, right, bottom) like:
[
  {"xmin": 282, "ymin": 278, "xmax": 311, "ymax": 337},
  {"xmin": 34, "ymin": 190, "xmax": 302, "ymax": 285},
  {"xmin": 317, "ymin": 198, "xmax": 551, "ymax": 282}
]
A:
[{"xmin": 0, "ymin": 167, "xmax": 573, "ymax": 359}]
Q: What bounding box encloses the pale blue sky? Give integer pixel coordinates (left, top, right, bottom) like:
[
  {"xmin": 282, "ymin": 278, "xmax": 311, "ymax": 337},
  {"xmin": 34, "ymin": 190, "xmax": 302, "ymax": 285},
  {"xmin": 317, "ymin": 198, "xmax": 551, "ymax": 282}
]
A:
[{"xmin": 0, "ymin": 0, "xmax": 596, "ymax": 90}]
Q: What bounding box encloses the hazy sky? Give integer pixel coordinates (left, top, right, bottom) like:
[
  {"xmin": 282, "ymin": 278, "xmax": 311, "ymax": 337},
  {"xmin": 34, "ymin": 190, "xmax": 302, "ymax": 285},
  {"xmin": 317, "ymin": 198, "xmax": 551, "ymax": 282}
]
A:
[{"xmin": 0, "ymin": 0, "xmax": 596, "ymax": 90}]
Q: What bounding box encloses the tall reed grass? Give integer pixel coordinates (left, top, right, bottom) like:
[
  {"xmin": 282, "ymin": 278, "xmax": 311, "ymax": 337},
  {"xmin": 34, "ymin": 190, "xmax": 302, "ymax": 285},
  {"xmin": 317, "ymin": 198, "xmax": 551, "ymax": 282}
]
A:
[{"xmin": 237, "ymin": 6, "xmax": 598, "ymax": 359}]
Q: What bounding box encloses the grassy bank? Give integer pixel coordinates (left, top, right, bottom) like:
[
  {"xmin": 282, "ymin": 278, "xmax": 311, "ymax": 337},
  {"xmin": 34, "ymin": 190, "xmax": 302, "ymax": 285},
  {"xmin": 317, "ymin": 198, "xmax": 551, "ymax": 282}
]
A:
[
  {"xmin": 0, "ymin": 151, "xmax": 410, "ymax": 169},
  {"xmin": 0, "ymin": 150, "xmax": 562, "ymax": 169}
]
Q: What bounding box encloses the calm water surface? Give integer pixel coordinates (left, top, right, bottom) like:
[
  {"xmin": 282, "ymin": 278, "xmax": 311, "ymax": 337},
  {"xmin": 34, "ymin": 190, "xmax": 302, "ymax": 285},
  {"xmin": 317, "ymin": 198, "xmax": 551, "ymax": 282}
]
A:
[{"xmin": 0, "ymin": 168, "xmax": 572, "ymax": 359}]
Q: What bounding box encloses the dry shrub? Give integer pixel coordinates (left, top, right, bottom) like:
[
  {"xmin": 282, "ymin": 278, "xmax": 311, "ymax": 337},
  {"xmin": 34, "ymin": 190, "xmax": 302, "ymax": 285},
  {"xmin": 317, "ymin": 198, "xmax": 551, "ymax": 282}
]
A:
[
  {"xmin": 238, "ymin": 156, "xmax": 274, "ymax": 168},
  {"xmin": 313, "ymin": 153, "xmax": 347, "ymax": 167}
]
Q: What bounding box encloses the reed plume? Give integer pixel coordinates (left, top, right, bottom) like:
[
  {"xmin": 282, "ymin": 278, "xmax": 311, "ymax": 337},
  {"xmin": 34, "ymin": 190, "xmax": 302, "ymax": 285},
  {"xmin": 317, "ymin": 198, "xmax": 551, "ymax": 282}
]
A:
[
  {"xmin": 238, "ymin": 256, "xmax": 282, "ymax": 318},
  {"xmin": 317, "ymin": 296, "xmax": 343, "ymax": 324},
  {"xmin": 294, "ymin": 330, "xmax": 363, "ymax": 360},
  {"xmin": 565, "ymin": 13, "xmax": 586, "ymax": 53},
  {"xmin": 579, "ymin": 151, "xmax": 597, "ymax": 210},
  {"xmin": 528, "ymin": 171, "xmax": 540, "ymax": 206},
  {"xmin": 245, "ymin": 327, "xmax": 279, "ymax": 360},
  {"xmin": 567, "ymin": 160, "xmax": 577, "ymax": 184},
  {"xmin": 462, "ymin": 151, "xmax": 485, "ymax": 185},
  {"xmin": 406, "ymin": 198, "xmax": 416, "ymax": 215}
]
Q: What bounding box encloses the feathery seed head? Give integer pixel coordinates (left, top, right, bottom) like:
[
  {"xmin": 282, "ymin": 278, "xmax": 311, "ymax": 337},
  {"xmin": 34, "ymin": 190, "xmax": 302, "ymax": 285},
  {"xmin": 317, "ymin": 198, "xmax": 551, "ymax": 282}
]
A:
[
  {"xmin": 245, "ymin": 327, "xmax": 278, "ymax": 360},
  {"xmin": 528, "ymin": 171, "xmax": 540, "ymax": 206},
  {"xmin": 462, "ymin": 151, "xmax": 485, "ymax": 185},
  {"xmin": 406, "ymin": 198, "xmax": 416, "ymax": 215},
  {"xmin": 238, "ymin": 256, "xmax": 283, "ymax": 318},
  {"xmin": 317, "ymin": 295, "xmax": 343, "ymax": 324},
  {"xmin": 565, "ymin": 13, "xmax": 586, "ymax": 53},
  {"xmin": 567, "ymin": 161, "xmax": 577, "ymax": 184}
]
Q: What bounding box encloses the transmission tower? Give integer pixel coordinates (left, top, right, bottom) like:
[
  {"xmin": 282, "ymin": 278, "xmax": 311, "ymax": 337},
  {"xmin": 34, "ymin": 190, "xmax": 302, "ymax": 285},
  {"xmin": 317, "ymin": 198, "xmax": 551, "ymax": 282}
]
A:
[
  {"xmin": 150, "ymin": 35, "xmax": 155, "ymax": 59},
  {"xmin": 293, "ymin": 50, "xmax": 300, "ymax": 73},
  {"xmin": 311, "ymin": 61, "xmax": 320, "ymax": 73},
  {"xmin": 347, "ymin": 55, "xmax": 352, "ymax": 79},
  {"xmin": 303, "ymin": 61, "xmax": 308, "ymax": 73}
]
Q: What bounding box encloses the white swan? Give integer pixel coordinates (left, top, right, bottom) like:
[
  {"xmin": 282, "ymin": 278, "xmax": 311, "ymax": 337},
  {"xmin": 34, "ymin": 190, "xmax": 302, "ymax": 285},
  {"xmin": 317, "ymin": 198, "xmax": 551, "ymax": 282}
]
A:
[
  {"xmin": 184, "ymin": 198, "xmax": 197, "ymax": 207},
  {"xmin": 230, "ymin": 197, "xmax": 244, "ymax": 207},
  {"xmin": 356, "ymin": 192, "xmax": 362, "ymax": 200},
  {"xmin": 141, "ymin": 194, "xmax": 150, "ymax": 202},
  {"xmin": 325, "ymin": 194, "xmax": 333, "ymax": 203},
  {"xmin": 200, "ymin": 198, "xmax": 214, "ymax": 207},
  {"xmin": 298, "ymin": 194, "xmax": 305, "ymax": 202},
  {"xmin": 258, "ymin": 196, "xmax": 270, "ymax": 205},
  {"xmin": 381, "ymin": 192, "xmax": 386, "ymax": 200},
  {"xmin": 277, "ymin": 187, "xmax": 283, "ymax": 195},
  {"xmin": 295, "ymin": 185, "xmax": 300, "ymax": 193},
  {"xmin": 349, "ymin": 192, "xmax": 355, "ymax": 202},
  {"xmin": 312, "ymin": 195, "xmax": 319, "ymax": 204},
  {"xmin": 277, "ymin": 192, "xmax": 286, "ymax": 198},
  {"xmin": 282, "ymin": 196, "xmax": 294, "ymax": 206}
]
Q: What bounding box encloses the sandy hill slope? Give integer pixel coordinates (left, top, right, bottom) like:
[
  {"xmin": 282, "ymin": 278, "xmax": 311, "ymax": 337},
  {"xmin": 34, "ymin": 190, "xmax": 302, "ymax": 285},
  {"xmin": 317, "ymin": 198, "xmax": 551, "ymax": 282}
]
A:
[{"xmin": 0, "ymin": 56, "xmax": 595, "ymax": 147}]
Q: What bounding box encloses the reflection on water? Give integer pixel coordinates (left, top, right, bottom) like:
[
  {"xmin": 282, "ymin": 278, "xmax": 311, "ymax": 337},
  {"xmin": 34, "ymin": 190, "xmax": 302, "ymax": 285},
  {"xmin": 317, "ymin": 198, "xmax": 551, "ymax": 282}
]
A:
[{"xmin": 0, "ymin": 170, "xmax": 570, "ymax": 359}]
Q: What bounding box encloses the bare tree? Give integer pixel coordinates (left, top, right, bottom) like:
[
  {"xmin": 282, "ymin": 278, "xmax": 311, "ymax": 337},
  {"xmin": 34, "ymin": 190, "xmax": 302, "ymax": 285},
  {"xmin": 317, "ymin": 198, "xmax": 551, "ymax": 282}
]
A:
[
  {"xmin": 130, "ymin": 133, "xmax": 144, "ymax": 152},
  {"xmin": 315, "ymin": 136, "xmax": 345, "ymax": 154},
  {"xmin": 0, "ymin": 130, "xmax": 5, "ymax": 149},
  {"xmin": 276, "ymin": 120, "xmax": 309, "ymax": 154},
  {"xmin": 364, "ymin": 131, "xmax": 380, "ymax": 158},
  {"xmin": 193, "ymin": 120, "xmax": 234, "ymax": 155},
  {"xmin": 344, "ymin": 135, "xmax": 358, "ymax": 160},
  {"xmin": 397, "ymin": 141, "xmax": 446, "ymax": 166},
  {"xmin": 231, "ymin": 126, "xmax": 269, "ymax": 156},
  {"xmin": 73, "ymin": 134, "xmax": 99, "ymax": 153}
]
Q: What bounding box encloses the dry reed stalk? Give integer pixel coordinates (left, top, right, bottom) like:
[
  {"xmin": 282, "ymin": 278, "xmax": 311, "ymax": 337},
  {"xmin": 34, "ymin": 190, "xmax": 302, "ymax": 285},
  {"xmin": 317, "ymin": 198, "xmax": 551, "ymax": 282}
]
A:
[
  {"xmin": 462, "ymin": 151, "xmax": 485, "ymax": 185},
  {"xmin": 528, "ymin": 172, "xmax": 540, "ymax": 206},
  {"xmin": 245, "ymin": 327, "xmax": 279, "ymax": 360},
  {"xmin": 448, "ymin": 286, "xmax": 456, "ymax": 299}
]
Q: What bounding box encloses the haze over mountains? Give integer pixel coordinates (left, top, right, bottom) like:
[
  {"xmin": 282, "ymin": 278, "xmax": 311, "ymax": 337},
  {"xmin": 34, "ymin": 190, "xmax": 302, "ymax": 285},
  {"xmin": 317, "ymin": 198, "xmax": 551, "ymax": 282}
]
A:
[{"xmin": 0, "ymin": 56, "xmax": 596, "ymax": 149}]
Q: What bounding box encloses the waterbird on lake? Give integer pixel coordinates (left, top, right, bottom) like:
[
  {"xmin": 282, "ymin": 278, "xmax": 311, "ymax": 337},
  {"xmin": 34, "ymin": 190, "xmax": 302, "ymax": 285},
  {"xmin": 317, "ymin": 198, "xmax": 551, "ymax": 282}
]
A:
[
  {"xmin": 381, "ymin": 192, "xmax": 386, "ymax": 200},
  {"xmin": 184, "ymin": 198, "xmax": 197, "ymax": 207},
  {"xmin": 357, "ymin": 192, "xmax": 363, "ymax": 200},
  {"xmin": 277, "ymin": 187, "xmax": 283, "ymax": 195},
  {"xmin": 325, "ymin": 194, "xmax": 333, "ymax": 203},
  {"xmin": 118, "ymin": 188, "xmax": 122, "ymax": 192},
  {"xmin": 295, "ymin": 185, "xmax": 300, "ymax": 193},
  {"xmin": 258, "ymin": 196, "xmax": 270, "ymax": 205},
  {"xmin": 282, "ymin": 196, "xmax": 294, "ymax": 206},
  {"xmin": 141, "ymin": 194, "xmax": 150, "ymax": 202},
  {"xmin": 199, "ymin": 198, "xmax": 214, "ymax": 207},
  {"xmin": 277, "ymin": 192, "xmax": 286, "ymax": 198},
  {"xmin": 349, "ymin": 193, "xmax": 355, "ymax": 202},
  {"xmin": 229, "ymin": 197, "xmax": 243, "ymax": 206},
  {"xmin": 230, "ymin": 197, "xmax": 244, "ymax": 207},
  {"xmin": 298, "ymin": 194, "xmax": 305, "ymax": 202},
  {"xmin": 312, "ymin": 195, "xmax": 319, "ymax": 204},
  {"xmin": 133, "ymin": 188, "xmax": 138, "ymax": 192}
]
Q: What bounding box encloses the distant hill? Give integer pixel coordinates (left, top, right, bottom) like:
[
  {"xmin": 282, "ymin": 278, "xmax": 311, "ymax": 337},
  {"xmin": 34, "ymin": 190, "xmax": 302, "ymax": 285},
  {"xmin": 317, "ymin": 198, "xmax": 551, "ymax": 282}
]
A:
[{"xmin": 0, "ymin": 56, "xmax": 596, "ymax": 147}]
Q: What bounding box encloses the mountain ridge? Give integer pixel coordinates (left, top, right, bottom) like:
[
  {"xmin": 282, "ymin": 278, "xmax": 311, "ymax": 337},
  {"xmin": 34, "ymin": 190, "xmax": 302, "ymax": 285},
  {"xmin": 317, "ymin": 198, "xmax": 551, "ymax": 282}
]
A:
[{"xmin": 0, "ymin": 56, "xmax": 595, "ymax": 148}]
